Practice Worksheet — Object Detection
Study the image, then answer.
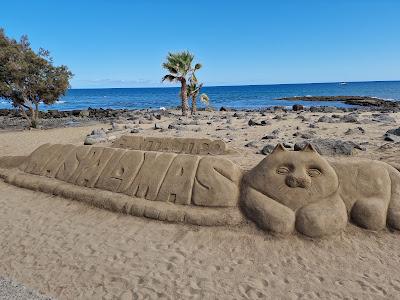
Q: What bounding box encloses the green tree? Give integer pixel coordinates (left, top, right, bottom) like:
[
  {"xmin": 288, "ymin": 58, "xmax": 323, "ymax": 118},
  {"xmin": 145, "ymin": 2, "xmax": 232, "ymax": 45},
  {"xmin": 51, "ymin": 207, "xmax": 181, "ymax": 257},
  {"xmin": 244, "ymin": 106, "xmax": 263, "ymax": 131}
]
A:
[
  {"xmin": 187, "ymin": 74, "xmax": 209, "ymax": 115},
  {"xmin": 0, "ymin": 29, "xmax": 72, "ymax": 128},
  {"xmin": 162, "ymin": 51, "xmax": 201, "ymax": 116}
]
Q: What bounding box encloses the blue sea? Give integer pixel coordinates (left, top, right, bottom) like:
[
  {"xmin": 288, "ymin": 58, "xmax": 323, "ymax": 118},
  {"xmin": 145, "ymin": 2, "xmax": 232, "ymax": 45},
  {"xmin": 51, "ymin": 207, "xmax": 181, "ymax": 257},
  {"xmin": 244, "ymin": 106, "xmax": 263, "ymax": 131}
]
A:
[{"xmin": 1, "ymin": 81, "xmax": 400, "ymax": 111}]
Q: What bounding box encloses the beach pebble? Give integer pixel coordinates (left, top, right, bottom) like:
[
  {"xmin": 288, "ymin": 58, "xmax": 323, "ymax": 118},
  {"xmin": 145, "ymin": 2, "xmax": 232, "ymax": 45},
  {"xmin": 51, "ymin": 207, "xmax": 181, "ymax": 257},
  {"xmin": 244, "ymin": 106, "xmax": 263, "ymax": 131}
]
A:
[
  {"xmin": 84, "ymin": 136, "xmax": 107, "ymax": 145},
  {"xmin": 130, "ymin": 128, "xmax": 141, "ymax": 133},
  {"xmin": 345, "ymin": 127, "xmax": 366, "ymax": 135},
  {"xmin": 245, "ymin": 140, "xmax": 260, "ymax": 148},
  {"xmin": 248, "ymin": 119, "xmax": 269, "ymax": 126},
  {"xmin": 261, "ymin": 144, "xmax": 276, "ymax": 155},
  {"xmin": 283, "ymin": 142, "xmax": 293, "ymax": 148},
  {"xmin": 91, "ymin": 128, "xmax": 107, "ymax": 137},
  {"xmin": 262, "ymin": 135, "xmax": 276, "ymax": 140}
]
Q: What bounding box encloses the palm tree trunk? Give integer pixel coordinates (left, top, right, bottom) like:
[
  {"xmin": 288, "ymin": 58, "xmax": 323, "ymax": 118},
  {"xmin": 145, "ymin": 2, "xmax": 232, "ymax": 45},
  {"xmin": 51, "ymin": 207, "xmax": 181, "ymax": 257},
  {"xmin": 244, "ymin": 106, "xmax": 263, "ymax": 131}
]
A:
[
  {"xmin": 191, "ymin": 95, "xmax": 197, "ymax": 115},
  {"xmin": 180, "ymin": 79, "xmax": 189, "ymax": 116}
]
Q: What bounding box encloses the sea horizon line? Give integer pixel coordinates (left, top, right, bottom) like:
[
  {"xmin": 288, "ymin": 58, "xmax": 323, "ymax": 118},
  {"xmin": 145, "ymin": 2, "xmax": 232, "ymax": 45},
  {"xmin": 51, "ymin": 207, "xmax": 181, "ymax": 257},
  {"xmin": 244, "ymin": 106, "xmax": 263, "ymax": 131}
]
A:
[{"xmin": 69, "ymin": 80, "xmax": 400, "ymax": 91}]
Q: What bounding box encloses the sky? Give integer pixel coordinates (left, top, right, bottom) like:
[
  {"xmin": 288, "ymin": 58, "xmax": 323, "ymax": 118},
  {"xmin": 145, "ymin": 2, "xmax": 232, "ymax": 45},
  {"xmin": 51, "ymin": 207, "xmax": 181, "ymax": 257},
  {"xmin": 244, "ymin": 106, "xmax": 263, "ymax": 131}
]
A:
[{"xmin": 0, "ymin": 0, "xmax": 399, "ymax": 88}]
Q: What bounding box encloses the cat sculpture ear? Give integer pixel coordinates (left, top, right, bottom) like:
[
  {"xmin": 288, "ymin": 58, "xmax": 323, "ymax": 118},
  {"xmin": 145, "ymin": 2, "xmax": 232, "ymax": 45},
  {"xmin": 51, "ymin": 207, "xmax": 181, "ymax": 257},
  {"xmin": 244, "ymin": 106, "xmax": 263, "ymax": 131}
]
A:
[
  {"xmin": 302, "ymin": 143, "xmax": 318, "ymax": 153},
  {"xmin": 272, "ymin": 143, "xmax": 287, "ymax": 153}
]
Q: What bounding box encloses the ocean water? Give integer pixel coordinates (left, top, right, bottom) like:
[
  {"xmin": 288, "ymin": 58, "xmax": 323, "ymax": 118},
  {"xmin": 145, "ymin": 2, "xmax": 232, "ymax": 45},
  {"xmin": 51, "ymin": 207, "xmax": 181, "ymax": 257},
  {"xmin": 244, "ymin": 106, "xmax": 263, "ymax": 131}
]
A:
[{"xmin": 1, "ymin": 81, "xmax": 400, "ymax": 111}]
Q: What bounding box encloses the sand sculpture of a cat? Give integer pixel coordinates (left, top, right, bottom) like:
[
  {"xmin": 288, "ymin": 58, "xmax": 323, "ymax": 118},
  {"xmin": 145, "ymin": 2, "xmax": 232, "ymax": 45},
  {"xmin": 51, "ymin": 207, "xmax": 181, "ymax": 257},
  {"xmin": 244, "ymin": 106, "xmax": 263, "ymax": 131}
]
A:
[
  {"xmin": 0, "ymin": 140, "xmax": 400, "ymax": 238},
  {"xmin": 242, "ymin": 143, "xmax": 400, "ymax": 237}
]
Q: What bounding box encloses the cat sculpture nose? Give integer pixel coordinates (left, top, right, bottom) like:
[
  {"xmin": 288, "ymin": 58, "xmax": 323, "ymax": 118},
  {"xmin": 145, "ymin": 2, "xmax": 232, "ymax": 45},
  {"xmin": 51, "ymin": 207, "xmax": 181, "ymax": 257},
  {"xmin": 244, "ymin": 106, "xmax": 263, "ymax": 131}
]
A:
[{"xmin": 285, "ymin": 175, "xmax": 310, "ymax": 188}]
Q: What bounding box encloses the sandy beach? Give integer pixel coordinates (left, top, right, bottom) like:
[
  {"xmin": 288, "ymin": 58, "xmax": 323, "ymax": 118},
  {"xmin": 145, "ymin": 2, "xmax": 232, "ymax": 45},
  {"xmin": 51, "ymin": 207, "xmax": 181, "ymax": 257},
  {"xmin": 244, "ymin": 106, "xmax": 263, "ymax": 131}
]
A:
[{"xmin": 0, "ymin": 108, "xmax": 400, "ymax": 299}]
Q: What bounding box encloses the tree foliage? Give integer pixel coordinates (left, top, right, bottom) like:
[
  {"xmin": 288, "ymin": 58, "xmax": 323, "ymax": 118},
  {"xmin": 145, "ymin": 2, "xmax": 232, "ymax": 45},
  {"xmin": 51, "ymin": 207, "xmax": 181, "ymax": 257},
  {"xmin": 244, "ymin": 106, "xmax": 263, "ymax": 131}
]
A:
[
  {"xmin": 162, "ymin": 51, "xmax": 202, "ymax": 116},
  {"xmin": 0, "ymin": 28, "xmax": 73, "ymax": 127},
  {"xmin": 187, "ymin": 73, "xmax": 209, "ymax": 115}
]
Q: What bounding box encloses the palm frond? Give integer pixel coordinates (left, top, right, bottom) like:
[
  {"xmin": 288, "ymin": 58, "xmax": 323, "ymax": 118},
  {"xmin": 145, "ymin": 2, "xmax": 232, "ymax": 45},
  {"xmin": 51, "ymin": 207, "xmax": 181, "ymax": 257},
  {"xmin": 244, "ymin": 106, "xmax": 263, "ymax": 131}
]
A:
[
  {"xmin": 162, "ymin": 62, "xmax": 178, "ymax": 75},
  {"xmin": 162, "ymin": 74, "xmax": 178, "ymax": 82},
  {"xmin": 200, "ymin": 93, "xmax": 209, "ymax": 105}
]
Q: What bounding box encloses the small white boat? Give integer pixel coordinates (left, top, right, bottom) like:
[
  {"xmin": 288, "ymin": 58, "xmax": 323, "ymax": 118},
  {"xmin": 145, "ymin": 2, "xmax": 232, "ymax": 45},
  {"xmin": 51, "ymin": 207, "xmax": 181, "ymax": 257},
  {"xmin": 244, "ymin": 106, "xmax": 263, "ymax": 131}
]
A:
[{"xmin": 339, "ymin": 82, "xmax": 347, "ymax": 85}]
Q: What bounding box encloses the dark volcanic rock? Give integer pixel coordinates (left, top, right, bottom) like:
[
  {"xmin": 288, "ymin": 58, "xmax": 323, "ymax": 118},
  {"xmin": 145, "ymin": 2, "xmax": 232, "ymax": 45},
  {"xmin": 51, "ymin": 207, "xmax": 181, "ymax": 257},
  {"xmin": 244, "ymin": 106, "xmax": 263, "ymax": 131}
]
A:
[
  {"xmin": 277, "ymin": 95, "xmax": 400, "ymax": 108},
  {"xmin": 384, "ymin": 134, "xmax": 400, "ymax": 142},
  {"xmin": 292, "ymin": 104, "xmax": 304, "ymax": 111},
  {"xmin": 245, "ymin": 141, "xmax": 260, "ymax": 148},
  {"xmin": 294, "ymin": 139, "xmax": 365, "ymax": 156},
  {"xmin": 318, "ymin": 116, "xmax": 336, "ymax": 123},
  {"xmin": 248, "ymin": 119, "xmax": 269, "ymax": 126},
  {"xmin": 384, "ymin": 127, "xmax": 400, "ymax": 142},
  {"xmin": 344, "ymin": 127, "xmax": 366, "ymax": 135},
  {"xmin": 341, "ymin": 114, "xmax": 358, "ymax": 123},
  {"xmin": 262, "ymin": 134, "xmax": 276, "ymax": 140},
  {"xmin": 386, "ymin": 127, "xmax": 400, "ymax": 136},
  {"xmin": 261, "ymin": 144, "xmax": 276, "ymax": 155},
  {"xmin": 371, "ymin": 114, "xmax": 396, "ymax": 123},
  {"xmin": 310, "ymin": 106, "xmax": 339, "ymax": 113}
]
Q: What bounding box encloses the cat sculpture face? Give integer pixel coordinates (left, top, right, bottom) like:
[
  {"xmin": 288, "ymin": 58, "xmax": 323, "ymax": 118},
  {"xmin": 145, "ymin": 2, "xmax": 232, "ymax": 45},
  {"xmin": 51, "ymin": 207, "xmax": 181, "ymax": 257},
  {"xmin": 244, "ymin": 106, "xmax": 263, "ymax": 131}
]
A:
[{"xmin": 246, "ymin": 144, "xmax": 339, "ymax": 211}]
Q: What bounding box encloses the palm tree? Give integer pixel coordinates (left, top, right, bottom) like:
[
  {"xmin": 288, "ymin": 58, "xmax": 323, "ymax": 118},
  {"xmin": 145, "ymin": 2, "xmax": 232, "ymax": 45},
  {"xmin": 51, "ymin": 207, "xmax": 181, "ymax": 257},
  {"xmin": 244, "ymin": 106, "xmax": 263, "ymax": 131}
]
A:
[
  {"xmin": 187, "ymin": 74, "xmax": 209, "ymax": 114},
  {"xmin": 162, "ymin": 51, "xmax": 201, "ymax": 116}
]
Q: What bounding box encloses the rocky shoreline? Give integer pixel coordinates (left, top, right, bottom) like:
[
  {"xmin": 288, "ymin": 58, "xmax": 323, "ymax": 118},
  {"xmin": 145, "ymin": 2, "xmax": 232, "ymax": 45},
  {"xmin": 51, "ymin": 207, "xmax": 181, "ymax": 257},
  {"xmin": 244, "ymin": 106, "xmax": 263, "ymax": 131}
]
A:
[
  {"xmin": 276, "ymin": 95, "xmax": 400, "ymax": 108},
  {"xmin": 0, "ymin": 101, "xmax": 398, "ymax": 131}
]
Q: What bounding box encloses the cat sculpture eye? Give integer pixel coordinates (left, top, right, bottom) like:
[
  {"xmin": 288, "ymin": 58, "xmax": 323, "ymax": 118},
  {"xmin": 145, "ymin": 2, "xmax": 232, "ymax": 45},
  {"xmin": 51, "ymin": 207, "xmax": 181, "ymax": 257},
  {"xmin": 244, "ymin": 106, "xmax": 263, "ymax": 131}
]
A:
[
  {"xmin": 307, "ymin": 168, "xmax": 322, "ymax": 177},
  {"xmin": 276, "ymin": 166, "xmax": 290, "ymax": 175}
]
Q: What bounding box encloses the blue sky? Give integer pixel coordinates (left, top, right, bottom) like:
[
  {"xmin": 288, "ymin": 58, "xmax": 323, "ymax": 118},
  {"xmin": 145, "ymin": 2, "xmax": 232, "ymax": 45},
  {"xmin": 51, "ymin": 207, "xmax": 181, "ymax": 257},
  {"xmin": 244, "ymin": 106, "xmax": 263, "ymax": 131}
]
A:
[{"xmin": 1, "ymin": 0, "xmax": 399, "ymax": 88}]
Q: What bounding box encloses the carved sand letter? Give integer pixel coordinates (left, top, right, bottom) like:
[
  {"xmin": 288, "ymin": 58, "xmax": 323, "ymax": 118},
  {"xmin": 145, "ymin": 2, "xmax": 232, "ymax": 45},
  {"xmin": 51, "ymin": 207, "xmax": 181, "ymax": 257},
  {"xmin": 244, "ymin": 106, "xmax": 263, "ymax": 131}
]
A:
[
  {"xmin": 96, "ymin": 149, "xmax": 144, "ymax": 193},
  {"xmin": 156, "ymin": 155, "xmax": 200, "ymax": 204},
  {"xmin": 125, "ymin": 152, "xmax": 176, "ymax": 200},
  {"xmin": 192, "ymin": 157, "xmax": 241, "ymax": 207},
  {"xmin": 209, "ymin": 140, "xmax": 225, "ymax": 155},
  {"xmin": 55, "ymin": 146, "xmax": 91, "ymax": 182},
  {"xmin": 41, "ymin": 144, "xmax": 77, "ymax": 178},
  {"xmin": 22, "ymin": 143, "xmax": 53, "ymax": 174},
  {"xmin": 72, "ymin": 147, "xmax": 116, "ymax": 187}
]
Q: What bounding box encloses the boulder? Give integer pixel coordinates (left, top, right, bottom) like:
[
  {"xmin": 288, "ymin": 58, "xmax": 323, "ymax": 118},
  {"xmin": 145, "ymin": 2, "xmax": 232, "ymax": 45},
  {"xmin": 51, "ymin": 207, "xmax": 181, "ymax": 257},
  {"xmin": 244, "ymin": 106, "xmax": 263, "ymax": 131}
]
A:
[
  {"xmin": 384, "ymin": 127, "xmax": 400, "ymax": 142},
  {"xmin": 317, "ymin": 116, "xmax": 336, "ymax": 123},
  {"xmin": 386, "ymin": 127, "xmax": 400, "ymax": 136},
  {"xmin": 345, "ymin": 127, "xmax": 365, "ymax": 135},
  {"xmin": 294, "ymin": 139, "xmax": 365, "ymax": 156},
  {"xmin": 79, "ymin": 110, "xmax": 90, "ymax": 117},
  {"xmin": 292, "ymin": 104, "xmax": 304, "ymax": 111},
  {"xmin": 341, "ymin": 114, "xmax": 358, "ymax": 123}
]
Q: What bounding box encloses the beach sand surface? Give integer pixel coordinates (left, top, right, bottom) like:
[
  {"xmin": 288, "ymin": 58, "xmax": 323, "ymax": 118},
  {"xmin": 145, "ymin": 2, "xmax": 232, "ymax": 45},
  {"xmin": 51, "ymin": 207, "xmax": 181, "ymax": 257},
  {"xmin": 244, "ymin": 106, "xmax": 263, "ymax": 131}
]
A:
[{"xmin": 0, "ymin": 110, "xmax": 400, "ymax": 299}]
